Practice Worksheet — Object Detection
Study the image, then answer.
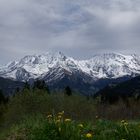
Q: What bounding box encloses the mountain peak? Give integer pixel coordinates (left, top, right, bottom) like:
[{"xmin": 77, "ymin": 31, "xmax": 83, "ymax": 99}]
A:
[
  {"xmin": 17, "ymin": 51, "xmax": 68, "ymax": 65},
  {"xmin": 91, "ymin": 53, "xmax": 127, "ymax": 58},
  {"xmin": 0, "ymin": 52, "xmax": 140, "ymax": 81}
]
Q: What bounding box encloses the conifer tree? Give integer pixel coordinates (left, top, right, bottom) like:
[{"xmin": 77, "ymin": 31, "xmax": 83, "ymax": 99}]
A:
[
  {"xmin": 33, "ymin": 80, "xmax": 50, "ymax": 93},
  {"xmin": 0, "ymin": 89, "xmax": 5, "ymax": 104},
  {"xmin": 24, "ymin": 81, "xmax": 30, "ymax": 90},
  {"xmin": 65, "ymin": 86, "xmax": 72, "ymax": 96}
]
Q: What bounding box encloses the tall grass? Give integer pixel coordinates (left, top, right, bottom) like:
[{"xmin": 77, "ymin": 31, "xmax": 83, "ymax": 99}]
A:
[
  {"xmin": 3, "ymin": 89, "xmax": 140, "ymax": 122},
  {"xmin": 1, "ymin": 89, "xmax": 140, "ymax": 139},
  {"xmin": 1, "ymin": 113, "xmax": 140, "ymax": 140}
]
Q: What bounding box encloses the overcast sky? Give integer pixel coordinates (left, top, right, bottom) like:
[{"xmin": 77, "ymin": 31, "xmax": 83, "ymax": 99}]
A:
[{"xmin": 1, "ymin": 0, "xmax": 140, "ymax": 65}]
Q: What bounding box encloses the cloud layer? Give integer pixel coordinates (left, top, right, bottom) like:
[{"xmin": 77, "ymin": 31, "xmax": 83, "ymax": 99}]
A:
[{"xmin": 0, "ymin": 0, "xmax": 140, "ymax": 64}]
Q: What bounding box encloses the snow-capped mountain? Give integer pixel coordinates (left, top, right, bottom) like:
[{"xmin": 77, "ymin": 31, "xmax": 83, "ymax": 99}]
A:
[
  {"xmin": 1, "ymin": 52, "xmax": 140, "ymax": 94},
  {"xmin": 0, "ymin": 52, "xmax": 79, "ymax": 81},
  {"xmin": 78, "ymin": 53, "xmax": 140, "ymax": 79},
  {"xmin": 0, "ymin": 52, "xmax": 140, "ymax": 83}
]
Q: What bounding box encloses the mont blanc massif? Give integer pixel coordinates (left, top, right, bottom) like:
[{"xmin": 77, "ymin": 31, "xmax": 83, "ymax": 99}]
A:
[{"xmin": 0, "ymin": 52, "xmax": 140, "ymax": 95}]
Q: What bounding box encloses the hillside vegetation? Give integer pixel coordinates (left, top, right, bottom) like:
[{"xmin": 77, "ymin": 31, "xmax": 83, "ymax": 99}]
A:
[
  {"xmin": 95, "ymin": 76, "xmax": 140, "ymax": 103},
  {"xmin": 1, "ymin": 88, "xmax": 140, "ymax": 139}
]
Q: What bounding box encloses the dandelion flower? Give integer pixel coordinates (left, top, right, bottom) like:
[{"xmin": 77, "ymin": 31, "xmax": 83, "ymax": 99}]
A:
[
  {"xmin": 121, "ymin": 120, "xmax": 125, "ymax": 123},
  {"xmin": 58, "ymin": 127, "xmax": 61, "ymax": 132},
  {"xmin": 47, "ymin": 114, "xmax": 52, "ymax": 118},
  {"xmin": 86, "ymin": 133, "xmax": 93, "ymax": 138},
  {"xmin": 58, "ymin": 111, "xmax": 64, "ymax": 116},
  {"xmin": 124, "ymin": 122, "xmax": 128, "ymax": 126},
  {"xmin": 56, "ymin": 119, "xmax": 61, "ymax": 123},
  {"xmin": 78, "ymin": 124, "xmax": 84, "ymax": 128},
  {"xmin": 58, "ymin": 115, "xmax": 62, "ymax": 119},
  {"xmin": 65, "ymin": 119, "xmax": 71, "ymax": 122}
]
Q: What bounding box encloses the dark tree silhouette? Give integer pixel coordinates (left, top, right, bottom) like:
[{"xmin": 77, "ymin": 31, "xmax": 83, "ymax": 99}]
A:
[
  {"xmin": 0, "ymin": 89, "xmax": 6, "ymax": 104},
  {"xmin": 24, "ymin": 81, "xmax": 30, "ymax": 90},
  {"xmin": 65, "ymin": 86, "xmax": 72, "ymax": 96},
  {"xmin": 33, "ymin": 80, "xmax": 50, "ymax": 93},
  {"xmin": 16, "ymin": 87, "xmax": 20, "ymax": 93}
]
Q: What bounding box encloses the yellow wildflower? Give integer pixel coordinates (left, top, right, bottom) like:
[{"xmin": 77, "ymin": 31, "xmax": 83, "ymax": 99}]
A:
[
  {"xmin": 47, "ymin": 114, "xmax": 52, "ymax": 118},
  {"xmin": 86, "ymin": 133, "xmax": 93, "ymax": 138},
  {"xmin": 56, "ymin": 119, "xmax": 61, "ymax": 123},
  {"xmin": 58, "ymin": 115, "xmax": 62, "ymax": 119},
  {"xmin": 58, "ymin": 127, "xmax": 61, "ymax": 132},
  {"xmin": 65, "ymin": 118, "xmax": 71, "ymax": 122},
  {"xmin": 78, "ymin": 124, "xmax": 84, "ymax": 128},
  {"xmin": 58, "ymin": 111, "xmax": 64, "ymax": 116},
  {"xmin": 124, "ymin": 122, "xmax": 128, "ymax": 126},
  {"xmin": 121, "ymin": 120, "xmax": 125, "ymax": 123}
]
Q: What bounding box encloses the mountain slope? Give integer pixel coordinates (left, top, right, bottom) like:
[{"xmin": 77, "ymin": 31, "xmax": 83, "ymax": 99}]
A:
[
  {"xmin": 0, "ymin": 77, "xmax": 24, "ymax": 96},
  {"xmin": 95, "ymin": 76, "xmax": 140, "ymax": 103},
  {"xmin": 0, "ymin": 52, "xmax": 140, "ymax": 94},
  {"xmin": 0, "ymin": 52, "xmax": 79, "ymax": 80},
  {"xmin": 78, "ymin": 53, "xmax": 140, "ymax": 79},
  {"xmin": 1, "ymin": 52, "xmax": 140, "ymax": 80}
]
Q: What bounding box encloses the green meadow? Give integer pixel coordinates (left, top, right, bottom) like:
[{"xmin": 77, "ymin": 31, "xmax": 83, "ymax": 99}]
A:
[{"xmin": 1, "ymin": 89, "xmax": 140, "ymax": 140}]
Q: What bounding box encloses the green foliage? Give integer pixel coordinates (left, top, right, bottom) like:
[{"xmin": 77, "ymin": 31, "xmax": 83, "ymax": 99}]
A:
[
  {"xmin": 1, "ymin": 90, "xmax": 140, "ymax": 139},
  {"xmin": 2, "ymin": 114, "xmax": 140, "ymax": 140}
]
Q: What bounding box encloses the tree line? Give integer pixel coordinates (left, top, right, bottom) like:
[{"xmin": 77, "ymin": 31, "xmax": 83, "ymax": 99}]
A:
[{"xmin": 0, "ymin": 80, "xmax": 72, "ymax": 105}]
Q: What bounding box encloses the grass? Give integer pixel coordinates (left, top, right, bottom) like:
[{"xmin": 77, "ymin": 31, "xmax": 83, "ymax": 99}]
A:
[
  {"xmin": 1, "ymin": 112, "xmax": 140, "ymax": 140},
  {"xmin": 1, "ymin": 89, "xmax": 140, "ymax": 139}
]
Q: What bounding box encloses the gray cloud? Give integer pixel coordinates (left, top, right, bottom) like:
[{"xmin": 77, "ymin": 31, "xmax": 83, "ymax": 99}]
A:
[{"xmin": 0, "ymin": 0, "xmax": 140, "ymax": 64}]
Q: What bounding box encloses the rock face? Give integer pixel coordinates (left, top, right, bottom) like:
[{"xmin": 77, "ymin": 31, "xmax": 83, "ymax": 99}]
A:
[{"xmin": 0, "ymin": 52, "xmax": 140, "ymax": 94}]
